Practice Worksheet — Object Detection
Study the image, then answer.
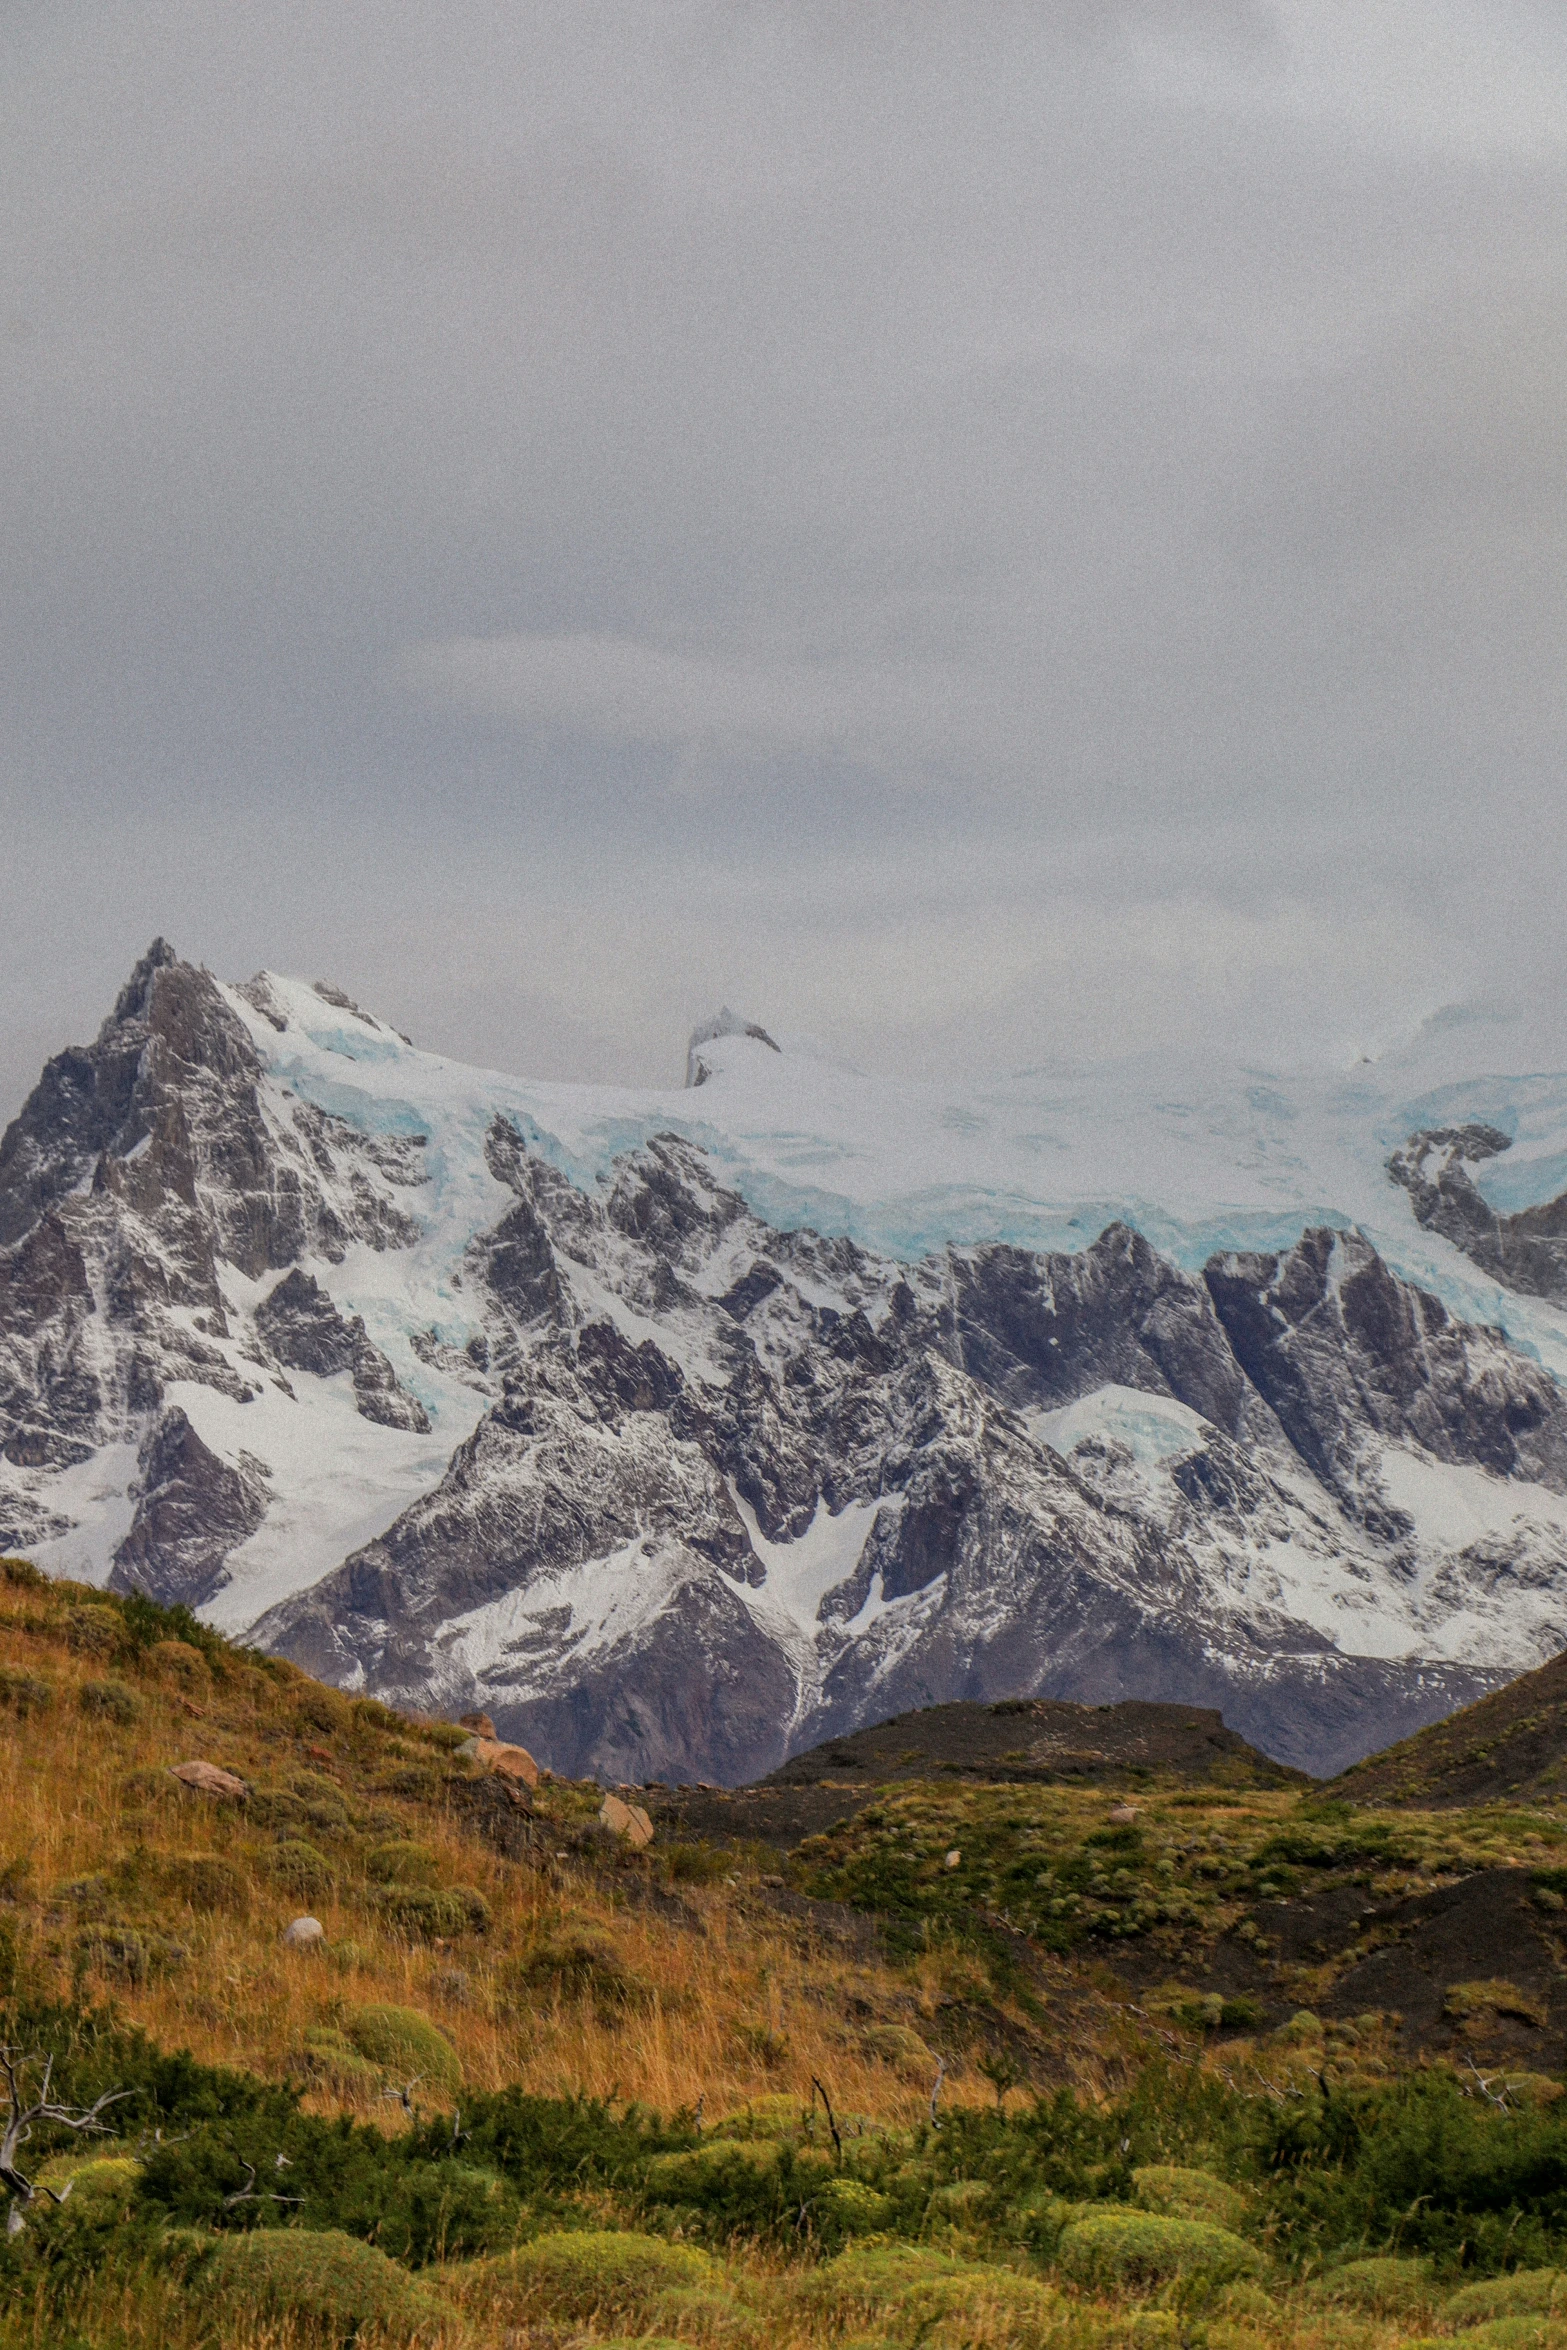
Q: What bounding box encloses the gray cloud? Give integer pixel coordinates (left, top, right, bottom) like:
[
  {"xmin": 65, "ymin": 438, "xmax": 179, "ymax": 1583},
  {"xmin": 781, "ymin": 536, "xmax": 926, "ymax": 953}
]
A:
[{"xmin": 3, "ymin": 2, "xmax": 1566, "ymax": 1114}]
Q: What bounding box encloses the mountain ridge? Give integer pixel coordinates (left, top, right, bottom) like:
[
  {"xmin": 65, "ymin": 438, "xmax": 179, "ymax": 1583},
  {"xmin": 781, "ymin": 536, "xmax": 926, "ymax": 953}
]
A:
[{"xmin": 7, "ymin": 944, "xmax": 1567, "ymax": 1783}]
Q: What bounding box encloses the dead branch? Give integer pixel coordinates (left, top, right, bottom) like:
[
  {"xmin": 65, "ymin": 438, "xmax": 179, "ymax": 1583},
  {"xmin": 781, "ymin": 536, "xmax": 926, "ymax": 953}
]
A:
[{"xmin": 0, "ymin": 2046, "xmax": 134, "ymax": 2234}]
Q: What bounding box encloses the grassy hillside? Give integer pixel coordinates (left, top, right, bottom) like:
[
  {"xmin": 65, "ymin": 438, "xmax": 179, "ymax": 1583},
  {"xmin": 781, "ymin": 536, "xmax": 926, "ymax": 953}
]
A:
[
  {"xmin": 1334, "ymin": 1647, "xmax": 1567, "ymax": 1809},
  {"xmin": 7, "ymin": 1555, "xmax": 1567, "ymax": 2347}
]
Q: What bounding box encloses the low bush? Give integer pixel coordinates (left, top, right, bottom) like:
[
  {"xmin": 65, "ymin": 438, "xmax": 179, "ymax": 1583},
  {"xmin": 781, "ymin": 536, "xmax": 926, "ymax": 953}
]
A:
[
  {"xmin": 1131, "ymin": 2165, "xmax": 1249, "ymax": 2232},
  {"xmin": 267, "ymin": 1838, "xmax": 336, "ymax": 1899},
  {"xmin": 512, "ymin": 1927, "xmax": 640, "ymax": 2008},
  {"xmin": 457, "ymin": 2228, "xmax": 714, "ymax": 2322},
  {"xmin": 77, "ymin": 1677, "xmax": 142, "ymax": 1725},
  {"xmin": 1448, "ymin": 2271, "xmax": 1567, "ymax": 2326},
  {"xmin": 365, "ymin": 1838, "xmax": 440, "ymax": 1886},
  {"xmin": 0, "ymin": 1664, "xmax": 52, "ymax": 1715},
  {"xmin": 341, "ymin": 2002, "xmax": 461, "ymax": 2096},
  {"xmin": 149, "ymin": 1638, "xmax": 210, "ymax": 1692},
  {"xmin": 61, "ymin": 1605, "xmax": 123, "ymax": 1660},
  {"xmin": 159, "ymin": 1854, "xmax": 248, "ymax": 1915},
  {"xmin": 1305, "ymin": 2255, "xmax": 1437, "ymax": 2314},
  {"xmin": 1054, "ymin": 2208, "xmax": 1262, "ymax": 2290},
  {"xmin": 1446, "ymin": 1980, "xmax": 1549, "ymax": 2028},
  {"xmin": 375, "ymin": 1883, "xmax": 490, "ymax": 1938},
  {"xmin": 200, "ymin": 2225, "xmax": 453, "ymax": 2345}
]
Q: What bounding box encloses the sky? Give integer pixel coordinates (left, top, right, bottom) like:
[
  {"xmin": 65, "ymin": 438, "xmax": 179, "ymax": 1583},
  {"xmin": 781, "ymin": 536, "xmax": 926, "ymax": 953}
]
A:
[{"xmin": 5, "ymin": 1, "xmax": 1567, "ymax": 1121}]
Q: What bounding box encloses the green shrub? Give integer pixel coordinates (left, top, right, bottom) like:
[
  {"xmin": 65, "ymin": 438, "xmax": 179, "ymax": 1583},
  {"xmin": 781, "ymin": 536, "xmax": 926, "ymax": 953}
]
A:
[
  {"xmin": 77, "ymin": 1923, "xmax": 187, "ymax": 1984},
  {"xmin": 341, "ymin": 2002, "xmax": 461, "ymax": 2096},
  {"xmin": 267, "ymin": 1839, "xmax": 336, "ymax": 1899},
  {"xmin": 77, "ymin": 1676, "xmax": 142, "ymax": 1724},
  {"xmin": 648, "ymin": 2285, "xmax": 762, "ymax": 2346},
  {"xmin": 290, "ymin": 1769, "xmax": 351, "ymax": 1828},
  {"xmin": 461, "ymin": 2229, "xmax": 714, "ymax": 2321},
  {"xmin": 1457, "ymin": 2320, "xmax": 1567, "ymax": 2350},
  {"xmin": 376, "ymin": 1884, "xmax": 489, "ymax": 1939},
  {"xmin": 794, "ymin": 2246, "xmax": 1060, "ymax": 2345},
  {"xmin": 61, "ymin": 1604, "xmax": 122, "ymax": 1659},
  {"xmin": 294, "ymin": 2025, "xmax": 384, "ymax": 2095},
  {"xmin": 294, "ymin": 1683, "xmax": 354, "ymax": 1737},
  {"xmin": 0, "ymin": 1664, "xmax": 52, "ymax": 1715},
  {"xmin": 147, "ymin": 1639, "xmax": 210, "ymax": 1696},
  {"xmin": 1449, "ymin": 2273, "xmax": 1567, "ymax": 2326},
  {"xmin": 1306, "ymin": 2256, "xmax": 1436, "ymax": 2314},
  {"xmin": 366, "ymin": 1839, "xmax": 440, "ymax": 1886},
  {"xmin": 809, "ymin": 2175, "xmax": 896, "ymax": 2245},
  {"xmin": 1132, "ymin": 2165, "xmax": 1249, "ymax": 2232},
  {"xmin": 513, "ymin": 1928, "xmax": 639, "ymax": 2007},
  {"xmin": 161, "ymin": 1855, "xmax": 248, "ymax": 1915},
  {"xmin": 862, "ymin": 2023, "xmax": 933, "ymax": 2075},
  {"xmin": 1446, "ymin": 1980, "xmax": 1549, "ymax": 2028},
  {"xmin": 201, "ymin": 2225, "xmax": 452, "ymax": 2345},
  {"xmin": 1054, "ymin": 2208, "xmax": 1261, "ymax": 2289}
]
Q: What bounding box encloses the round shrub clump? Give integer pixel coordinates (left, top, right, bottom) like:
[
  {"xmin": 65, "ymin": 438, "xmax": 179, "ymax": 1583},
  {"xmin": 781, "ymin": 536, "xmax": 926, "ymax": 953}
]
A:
[
  {"xmin": 1055, "ymin": 2208, "xmax": 1261, "ymax": 2290},
  {"xmin": 203, "ymin": 2226, "xmax": 451, "ymax": 2346},
  {"xmin": 0, "ymin": 1665, "xmax": 53, "ymax": 1717},
  {"xmin": 62, "ymin": 1604, "xmax": 122, "ymax": 1660},
  {"xmin": 1305, "ymin": 2258, "xmax": 1436, "ymax": 2315},
  {"xmin": 342, "ymin": 2001, "xmax": 462, "ymax": 2096},
  {"xmin": 809, "ymin": 2176, "xmax": 896, "ymax": 2245},
  {"xmin": 366, "ymin": 1839, "xmax": 440, "ymax": 1887},
  {"xmin": 77, "ymin": 1677, "xmax": 142, "ymax": 1725},
  {"xmin": 161, "ymin": 1854, "xmax": 248, "ymax": 1915},
  {"xmin": 376, "ymin": 1884, "xmax": 490, "ymax": 1939},
  {"xmin": 1448, "ymin": 2272, "xmax": 1567, "ymax": 2326},
  {"xmin": 464, "ymin": 2231, "xmax": 715, "ymax": 2322},
  {"xmin": 150, "ymin": 1638, "xmax": 211, "ymax": 1692},
  {"xmin": 1132, "ymin": 2165, "xmax": 1250, "ymax": 2233},
  {"xmin": 268, "ymin": 1839, "xmax": 337, "ymax": 1899}
]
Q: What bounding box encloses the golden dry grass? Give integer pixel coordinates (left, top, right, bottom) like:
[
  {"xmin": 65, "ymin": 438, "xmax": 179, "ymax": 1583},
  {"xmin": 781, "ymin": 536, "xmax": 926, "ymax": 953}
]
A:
[{"xmin": 0, "ymin": 1569, "xmax": 1007, "ymax": 2132}]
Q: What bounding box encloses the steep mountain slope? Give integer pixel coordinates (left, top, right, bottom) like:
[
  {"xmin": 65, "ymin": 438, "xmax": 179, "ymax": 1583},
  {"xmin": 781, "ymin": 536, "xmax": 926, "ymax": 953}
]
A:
[
  {"xmin": 1333, "ymin": 1645, "xmax": 1567, "ymax": 1809},
  {"xmin": 7, "ymin": 944, "xmax": 1567, "ymax": 1784}
]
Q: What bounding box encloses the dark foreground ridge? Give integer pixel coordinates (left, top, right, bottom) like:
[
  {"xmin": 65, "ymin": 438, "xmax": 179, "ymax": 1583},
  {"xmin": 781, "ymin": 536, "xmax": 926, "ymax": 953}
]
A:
[
  {"xmin": 1333, "ymin": 1644, "xmax": 1567, "ymax": 1809},
  {"xmin": 647, "ymin": 1696, "xmax": 1307, "ymax": 1849}
]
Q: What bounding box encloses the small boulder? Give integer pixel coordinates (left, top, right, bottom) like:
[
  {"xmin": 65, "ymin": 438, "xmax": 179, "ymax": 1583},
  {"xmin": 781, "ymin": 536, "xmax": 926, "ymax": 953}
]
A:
[
  {"xmin": 281, "ymin": 1916, "xmax": 325, "ymax": 1950},
  {"xmin": 169, "ymin": 1759, "xmax": 248, "ymax": 1800},
  {"xmin": 599, "ymin": 1793, "xmax": 654, "ymax": 1848},
  {"xmin": 1107, "ymin": 1804, "xmax": 1138, "ymax": 1826},
  {"xmin": 944, "ymin": 1848, "xmax": 962, "ymax": 1868},
  {"xmin": 465, "ymin": 1736, "xmax": 540, "ymax": 1789},
  {"xmin": 459, "ymin": 1710, "xmax": 497, "ymax": 1739}
]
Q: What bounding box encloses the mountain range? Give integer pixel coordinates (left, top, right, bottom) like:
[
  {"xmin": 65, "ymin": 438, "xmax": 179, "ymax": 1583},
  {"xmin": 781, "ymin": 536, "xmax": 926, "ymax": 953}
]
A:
[{"xmin": 6, "ymin": 940, "xmax": 1567, "ymax": 1782}]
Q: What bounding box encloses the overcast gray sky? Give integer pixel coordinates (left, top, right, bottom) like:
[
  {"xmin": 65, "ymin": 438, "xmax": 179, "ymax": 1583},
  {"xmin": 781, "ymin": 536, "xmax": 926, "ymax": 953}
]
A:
[{"xmin": 5, "ymin": 1, "xmax": 1567, "ymax": 1116}]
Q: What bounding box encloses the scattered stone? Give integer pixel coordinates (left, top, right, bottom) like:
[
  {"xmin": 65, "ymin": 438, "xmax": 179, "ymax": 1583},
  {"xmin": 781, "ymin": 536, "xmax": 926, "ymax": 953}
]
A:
[
  {"xmin": 169, "ymin": 1758, "xmax": 248, "ymax": 1799},
  {"xmin": 280, "ymin": 1916, "xmax": 325, "ymax": 1949},
  {"xmin": 458, "ymin": 1711, "xmax": 496, "ymax": 1739},
  {"xmin": 599, "ymin": 1793, "xmax": 655, "ymax": 1848},
  {"xmin": 945, "ymin": 1849, "xmax": 962, "ymax": 1868},
  {"xmin": 1107, "ymin": 1804, "xmax": 1139, "ymax": 1826},
  {"xmin": 462, "ymin": 1735, "xmax": 540, "ymax": 1789}
]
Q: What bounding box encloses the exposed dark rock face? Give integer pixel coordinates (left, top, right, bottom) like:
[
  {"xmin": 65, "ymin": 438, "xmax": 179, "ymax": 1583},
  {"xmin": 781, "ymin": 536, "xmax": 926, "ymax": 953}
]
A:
[
  {"xmin": 1389, "ymin": 1123, "xmax": 1567, "ymax": 1304},
  {"xmin": 0, "ymin": 943, "xmax": 433, "ymax": 1598},
  {"xmin": 110, "ymin": 1406, "xmax": 269, "ymax": 1607},
  {"xmin": 254, "ymin": 1270, "xmax": 429, "ymax": 1431},
  {"xmin": 1204, "ymin": 1225, "xmax": 1567, "ymax": 1512},
  {"xmin": 258, "ymin": 1140, "xmax": 1567, "ymax": 1784}
]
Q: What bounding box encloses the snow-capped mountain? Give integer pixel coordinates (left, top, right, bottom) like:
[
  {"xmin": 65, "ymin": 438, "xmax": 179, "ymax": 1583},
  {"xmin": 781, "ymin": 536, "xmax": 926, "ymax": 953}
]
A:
[{"xmin": 8, "ymin": 939, "xmax": 1567, "ymax": 1781}]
